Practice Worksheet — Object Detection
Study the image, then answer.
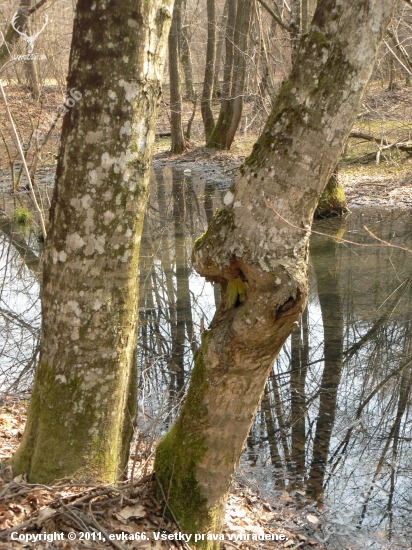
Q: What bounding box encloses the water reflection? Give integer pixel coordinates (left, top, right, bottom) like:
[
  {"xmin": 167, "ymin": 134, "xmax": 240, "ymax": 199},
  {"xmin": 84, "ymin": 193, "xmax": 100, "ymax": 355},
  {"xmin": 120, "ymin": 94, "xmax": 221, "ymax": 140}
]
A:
[{"xmin": 1, "ymin": 165, "xmax": 412, "ymax": 548}]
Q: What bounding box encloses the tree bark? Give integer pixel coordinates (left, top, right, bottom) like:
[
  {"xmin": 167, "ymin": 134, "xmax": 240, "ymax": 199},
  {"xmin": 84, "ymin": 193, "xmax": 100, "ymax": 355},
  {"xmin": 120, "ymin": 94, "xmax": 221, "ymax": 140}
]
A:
[
  {"xmin": 9, "ymin": 0, "xmax": 174, "ymax": 485},
  {"xmin": 168, "ymin": 0, "xmax": 186, "ymax": 154},
  {"xmin": 201, "ymin": 0, "xmax": 216, "ymax": 141},
  {"xmin": 154, "ymin": 0, "xmax": 397, "ymax": 543}
]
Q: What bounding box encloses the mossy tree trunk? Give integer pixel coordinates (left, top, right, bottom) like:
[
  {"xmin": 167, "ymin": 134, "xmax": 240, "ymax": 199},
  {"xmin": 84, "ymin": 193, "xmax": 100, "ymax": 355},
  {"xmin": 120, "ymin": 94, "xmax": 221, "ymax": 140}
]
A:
[
  {"xmin": 9, "ymin": 0, "xmax": 174, "ymax": 485},
  {"xmin": 154, "ymin": 0, "xmax": 397, "ymax": 545},
  {"xmin": 315, "ymin": 167, "xmax": 348, "ymax": 218}
]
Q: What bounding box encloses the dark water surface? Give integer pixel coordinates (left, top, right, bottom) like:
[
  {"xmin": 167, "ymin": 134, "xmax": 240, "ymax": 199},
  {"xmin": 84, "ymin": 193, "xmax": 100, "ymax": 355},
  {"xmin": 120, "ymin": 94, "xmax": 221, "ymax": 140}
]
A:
[{"xmin": 1, "ymin": 164, "xmax": 412, "ymax": 549}]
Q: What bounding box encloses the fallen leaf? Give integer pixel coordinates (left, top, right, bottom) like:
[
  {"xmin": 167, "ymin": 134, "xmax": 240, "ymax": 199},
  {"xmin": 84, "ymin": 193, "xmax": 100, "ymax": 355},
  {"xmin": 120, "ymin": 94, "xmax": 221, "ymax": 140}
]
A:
[
  {"xmin": 117, "ymin": 504, "xmax": 146, "ymax": 520},
  {"xmin": 306, "ymin": 514, "xmax": 319, "ymax": 525},
  {"xmin": 36, "ymin": 507, "xmax": 56, "ymax": 525}
]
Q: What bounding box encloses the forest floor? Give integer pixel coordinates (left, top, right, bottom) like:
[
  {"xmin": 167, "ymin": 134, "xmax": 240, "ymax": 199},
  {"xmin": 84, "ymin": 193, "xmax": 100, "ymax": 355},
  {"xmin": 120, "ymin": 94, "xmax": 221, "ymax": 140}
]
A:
[{"xmin": 1, "ymin": 395, "xmax": 333, "ymax": 550}]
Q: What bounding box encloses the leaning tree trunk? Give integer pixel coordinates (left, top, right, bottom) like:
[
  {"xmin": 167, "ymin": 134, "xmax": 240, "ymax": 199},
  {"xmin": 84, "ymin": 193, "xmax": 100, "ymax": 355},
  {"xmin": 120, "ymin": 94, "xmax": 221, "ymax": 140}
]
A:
[
  {"xmin": 154, "ymin": 0, "xmax": 397, "ymax": 544},
  {"xmin": 9, "ymin": 0, "xmax": 174, "ymax": 485},
  {"xmin": 168, "ymin": 0, "xmax": 186, "ymax": 154}
]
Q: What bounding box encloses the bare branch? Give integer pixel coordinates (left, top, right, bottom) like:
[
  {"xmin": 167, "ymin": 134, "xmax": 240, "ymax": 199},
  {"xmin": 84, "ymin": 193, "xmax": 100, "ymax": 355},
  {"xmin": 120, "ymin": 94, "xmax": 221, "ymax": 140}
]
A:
[{"xmin": 256, "ymin": 0, "xmax": 292, "ymax": 33}]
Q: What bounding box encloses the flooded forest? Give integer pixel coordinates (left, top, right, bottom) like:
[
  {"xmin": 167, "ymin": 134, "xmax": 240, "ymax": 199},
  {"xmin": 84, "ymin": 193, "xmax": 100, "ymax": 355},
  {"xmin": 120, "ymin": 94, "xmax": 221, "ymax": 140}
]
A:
[{"xmin": 1, "ymin": 0, "xmax": 412, "ymax": 549}]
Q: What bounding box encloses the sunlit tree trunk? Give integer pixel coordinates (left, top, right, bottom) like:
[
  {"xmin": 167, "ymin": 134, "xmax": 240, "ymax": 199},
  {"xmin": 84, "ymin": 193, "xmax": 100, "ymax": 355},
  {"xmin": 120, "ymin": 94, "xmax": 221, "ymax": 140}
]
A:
[
  {"xmin": 154, "ymin": 0, "xmax": 397, "ymax": 543},
  {"xmin": 9, "ymin": 0, "xmax": 174, "ymax": 485}
]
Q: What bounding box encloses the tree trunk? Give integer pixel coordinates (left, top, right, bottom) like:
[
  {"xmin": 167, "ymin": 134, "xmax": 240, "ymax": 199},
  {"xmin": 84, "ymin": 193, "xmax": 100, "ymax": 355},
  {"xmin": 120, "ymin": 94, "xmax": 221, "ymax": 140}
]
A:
[
  {"xmin": 9, "ymin": 0, "xmax": 174, "ymax": 485},
  {"xmin": 23, "ymin": 0, "xmax": 41, "ymax": 99},
  {"xmin": 201, "ymin": 0, "xmax": 216, "ymax": 141},
  {"xmin": 206, "ymin": 0, "xmax": 253, "ymax": 150},
  {"xmin": 169, "ymin": 0, "xmax": 186, "ymax": 154},
  {"xmin": 315, "ymin": 167, "xmax": 348, "ymax": 218},
  {"xmin": 154, "ymin": 0, "xmax": 397, "ymax": 543},
  {"xmin": 180, "ymin": 31, "xmax": 195, "ymax": 100},
  {"xmin": 213, "ymin": 0, "xmax": 229, "ymax": 98}
]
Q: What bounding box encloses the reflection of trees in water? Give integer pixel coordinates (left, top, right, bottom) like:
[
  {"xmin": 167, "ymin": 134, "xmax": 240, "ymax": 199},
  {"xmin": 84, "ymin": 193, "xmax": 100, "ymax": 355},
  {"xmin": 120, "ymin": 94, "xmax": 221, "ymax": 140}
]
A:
[
  {"xmin": 248, "ymin": 213, "xmax": 412, "ymax": 546},
  {"xmin": 136, "ymin": 167, "xmax": 219, "ymax": 434},
  {"xmin": 2, "ymin": 170, "xmax": 412, "ymax": 546},
  {"xmin": 0, "ymin": 223, "xmax": 41, "ymax": 392}
]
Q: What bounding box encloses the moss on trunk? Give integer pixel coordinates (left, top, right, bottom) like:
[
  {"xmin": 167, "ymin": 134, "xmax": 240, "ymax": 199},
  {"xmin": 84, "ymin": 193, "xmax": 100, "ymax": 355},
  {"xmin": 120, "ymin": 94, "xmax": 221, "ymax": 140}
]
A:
[{"xmin": 315, "ymin": 171, "xmax": 349, "ymax": 218}]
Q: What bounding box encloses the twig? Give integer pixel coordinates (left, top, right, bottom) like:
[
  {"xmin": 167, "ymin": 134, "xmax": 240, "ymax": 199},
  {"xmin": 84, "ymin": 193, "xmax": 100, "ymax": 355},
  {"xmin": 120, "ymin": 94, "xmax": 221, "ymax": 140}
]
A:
[
  {"xmin": 0, "ymin": 520, "xmax": 31, "ymax": 539},
  {"xmin": 0, "ymin": 81, "xmax": 47, "ymax": 239},
  {"xmin": 264, "ymin": 198, "xmax": 412, "ymax": 254}
]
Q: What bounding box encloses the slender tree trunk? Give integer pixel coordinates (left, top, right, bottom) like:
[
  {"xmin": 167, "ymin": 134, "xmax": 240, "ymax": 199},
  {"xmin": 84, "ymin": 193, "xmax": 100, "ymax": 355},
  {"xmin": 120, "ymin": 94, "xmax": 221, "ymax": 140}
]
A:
[
  {"xmin": 207, "ymin": 0, "xmax": 253, "ymax": 150},
  {"xmin": 206, "ymin": 0, "xmax": 237, "ymax": 149},
  {"xmin": 201, "ymin": 0, "xmax": 217, "ymax": 141},
  {"xmin": 213, "ymin": 0, "xmax": 229, "ymax": 98},
  {"xmin": 168, "ymin": 0, "xmax": 186, "ymax": 154},
  {"xmin": 179, "ymin": 0, "xmax": 195, "ymax": 100},
  {"xmin": 154, "ymin": 0, "xmax": 397, "ymax": 543},
  {"xmin": 9, "ymin": 0, "xmax": 174, "ymax": 485},
  {"xmin": 290, "ymin": 0, "xmax": 301, "ymax": 63},
  {"xmin": 180, "ymin": 28, "xmax": 196, "ymax": 100},
  {"xmin": 23, "ymin": 0, "xmax": 41, "ymax": 99}
]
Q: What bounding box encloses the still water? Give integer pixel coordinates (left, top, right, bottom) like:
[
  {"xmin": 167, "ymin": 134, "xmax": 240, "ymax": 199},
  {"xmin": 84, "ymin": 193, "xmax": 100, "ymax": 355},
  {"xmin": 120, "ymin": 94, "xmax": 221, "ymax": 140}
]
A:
[{"xmin": 1, "ymin": 164, "xmax": 411, "ymax": 549}]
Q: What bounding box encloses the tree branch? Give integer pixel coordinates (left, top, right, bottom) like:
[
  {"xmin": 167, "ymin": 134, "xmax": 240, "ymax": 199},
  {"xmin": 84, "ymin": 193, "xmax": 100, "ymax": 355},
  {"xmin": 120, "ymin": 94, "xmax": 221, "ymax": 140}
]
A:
[
  {"xmin": 349, "ymin": 131, "xmax": 412, "ymax": 154},
  {"xmin": 28, "ymin": 0, "xmax": 49, "ymax": 15},
  {"xmin": 256, "ymin": 0, "xmax": 292, "ymax": 32}
]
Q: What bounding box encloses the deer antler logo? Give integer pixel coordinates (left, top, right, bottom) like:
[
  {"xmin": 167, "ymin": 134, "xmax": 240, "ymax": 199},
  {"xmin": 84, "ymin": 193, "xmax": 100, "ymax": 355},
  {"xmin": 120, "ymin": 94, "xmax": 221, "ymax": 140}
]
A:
[{"xmin": 11, "ymin": 12, "xmax": 48, "ymax": 54}]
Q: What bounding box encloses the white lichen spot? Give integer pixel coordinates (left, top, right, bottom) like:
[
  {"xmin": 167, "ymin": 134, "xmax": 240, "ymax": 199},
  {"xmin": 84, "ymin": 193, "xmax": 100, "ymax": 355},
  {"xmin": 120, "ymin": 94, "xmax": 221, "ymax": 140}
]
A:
[
  {"xmin": 224, "ymin": 191, "xmax": 234, "ymax": 206},
  {"xmin": 94, "ymin": 235, "xmax": 105, "ymax": 254},
  {"xmin": 66, "ymin": 233, "xmax": 85, "ymax": 251},
  {"xmin": 92, "ymin": 299, "xmax": 102, "ymax": 311},
  {"xmin": 51, "ymin": 248, "xmax": 58, "ymax": 264},
  {"xmin": 67, "ymin": 300, "xmax": 81, "ymax": 317},
  {"xmin": 275, "ymin": 277, "xmax": 281, "ymax": 285},
  {"xmin": 103, "ymin": 211, "xmax": 115, "ymax": 225},
  {"xmin": 81, "ymin": 195, "xmax": 92, "ymax": 209},
  {"xmin": 234, "ymin": 201, "xmax": 242, "ymax": 208},
  {"xmin": 125, "ymin": 228, "xmax": 132, "ymax": 238},
  {"xmin": 120, "ymin": 120, "xmax": 132, "ymax": 136},
  {"xmin": 85, "ymin": 130, "xmax": 103, "ymax": 144},
  {"xmin": 59, "ymin": 251, "xmax": 67, "ymax": 262},
  {"xmin": 121, "ymin": 250, "xmax": 130, "ymax": 263},
  {"xmin": 118, "ymin": 79, "xmax": 139, "ymax": 102},
  {"xmin": 56, "ymin": 374, "xmax": 67, "ymax": 384},
  {"xmin": 127, "ymin": 18, "xmax": 138, "ymax": 27},
  {"xmin": 108, "ymin": 90, "xmax": 117, "ymax": 100}
]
